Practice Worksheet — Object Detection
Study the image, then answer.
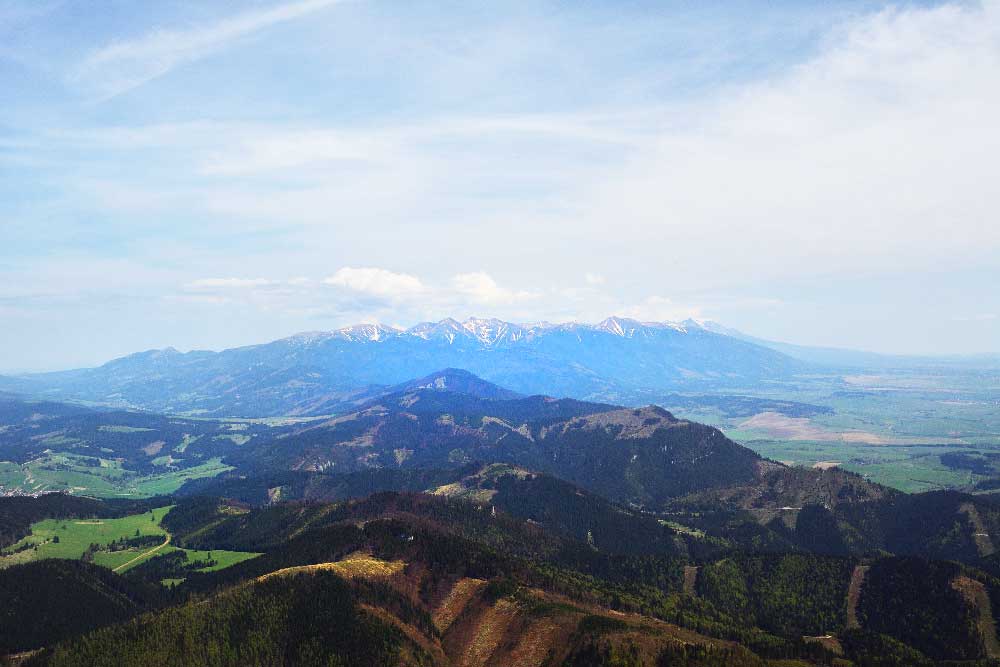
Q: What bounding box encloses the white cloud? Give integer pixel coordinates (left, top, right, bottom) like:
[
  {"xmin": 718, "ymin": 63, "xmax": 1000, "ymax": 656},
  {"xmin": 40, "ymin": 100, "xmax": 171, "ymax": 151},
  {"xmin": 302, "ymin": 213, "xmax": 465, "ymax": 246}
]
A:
[
  {"xmin": 197, "ymin": 114, "xmax": 645, "ymax": 177},
  {"xmin": 192, "ymin": 269, "xmax": 543, "ymax": 323},
  {"xmin": 165, "ymin": 294, "xmax": 232, "ymax": 305},
  {"xmin": 200, "ymin": 129, "xmax": 399, "ymax": 176},
  {"xmin": 186, "ymin": 278, "xmax": 277, "ymax": 290},
  {"xmin": 952, "ymin": 313, "xmax": 998, "ymax": 322},
  {"xmin": 617, "ymin": 296, "xmax": 703, "ymax": 323},
  {"xmin": 324, "ymin": 267, "xmax": 425, "ymax": 298},
  {"xmin": 70, "ymin": 0, "xmax": 345, "ymax": 99},
  {"xmin": 580, "ymin": 1, "xmax": 1000, "ymax": 287},
  {"xmin": 323, "ymin": 268, "xmax": 536, "ymax": 307},
  {"xmin": 56, "ymin": 1, "xmax": 1000, "ymax": 292},
  {"xmin": 451, "ymin": 272, "xmax": 537, "ymax": 304},
  {"xmin": 6, "ymin": 1, "xmax": 1000, "ymax": 362}
]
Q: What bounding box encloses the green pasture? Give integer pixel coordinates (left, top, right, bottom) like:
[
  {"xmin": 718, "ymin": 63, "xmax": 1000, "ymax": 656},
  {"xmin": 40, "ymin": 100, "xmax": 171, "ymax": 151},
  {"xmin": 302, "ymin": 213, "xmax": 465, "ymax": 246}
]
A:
[
  {"xmin": 0, "ymin": 454, "xmax": 232, "ymax": 498},
  {"xmin": 0, "ymin": 505, "xmax": 259, "ymax": 575}
]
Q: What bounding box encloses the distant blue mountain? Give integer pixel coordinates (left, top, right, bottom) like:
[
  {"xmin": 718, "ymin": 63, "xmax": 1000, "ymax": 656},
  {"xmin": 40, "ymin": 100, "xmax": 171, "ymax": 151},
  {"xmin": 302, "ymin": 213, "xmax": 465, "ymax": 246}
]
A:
[
  {"xmin": 0, "ymin": 316, "xmax": 808, "ymax": 417},
  {"xmin": 695, "ymin": 320, "xmax": 1000, "ymax": 369}
]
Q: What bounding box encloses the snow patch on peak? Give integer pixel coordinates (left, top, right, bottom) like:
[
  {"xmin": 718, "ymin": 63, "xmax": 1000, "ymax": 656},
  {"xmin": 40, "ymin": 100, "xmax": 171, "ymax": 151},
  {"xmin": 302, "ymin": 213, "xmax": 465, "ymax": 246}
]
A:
[
  {"xmin": 334, "ymin": 323, "xmax": 401, "ymax": 342},
  {"xmin": 596, "ymin": 316, "xmax": 645, "ymax": 338},
  {"xmin": 282, "ymin": 316, "xmax": 738, "ymax": 349},
  {"xmin": 286, "ymin": 331, "xmax": 334, "ymax": 346},
  {"xmin": 405, "ymin": 318, "xmax": 466, "ymax": 343},
  {"xmin": 461, "ymin": 317, "xmax": 524, "ymax": 346},
  {"xmin": 681, "ymin": 319, "xmax": 743, "ymax": 337}
]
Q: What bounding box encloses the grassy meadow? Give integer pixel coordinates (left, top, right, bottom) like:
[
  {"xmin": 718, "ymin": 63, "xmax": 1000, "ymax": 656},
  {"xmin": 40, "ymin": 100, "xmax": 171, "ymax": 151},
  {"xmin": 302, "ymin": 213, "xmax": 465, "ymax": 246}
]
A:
[
  {"xmin": 0, "ymin": 504, "xmax": 259, "ymax": 575},
  {"xmin": 0, "ymin": 454, "xmax": 232, "ymax": 498}
]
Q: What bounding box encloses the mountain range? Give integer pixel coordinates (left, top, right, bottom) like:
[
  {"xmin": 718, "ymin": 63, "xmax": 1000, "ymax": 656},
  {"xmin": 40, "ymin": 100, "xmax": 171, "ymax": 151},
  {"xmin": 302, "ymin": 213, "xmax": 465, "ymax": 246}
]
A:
[
  {"xmin": 0, "ymin": 316, "xmax": 808, "ymax": 417},
  {"xmin": 220, "ymin": 368, "xmax": 771, "ymax": 509},
  {"xmin": 6, "ymin": 368, "xmax": 1000, "ymax": 664}
]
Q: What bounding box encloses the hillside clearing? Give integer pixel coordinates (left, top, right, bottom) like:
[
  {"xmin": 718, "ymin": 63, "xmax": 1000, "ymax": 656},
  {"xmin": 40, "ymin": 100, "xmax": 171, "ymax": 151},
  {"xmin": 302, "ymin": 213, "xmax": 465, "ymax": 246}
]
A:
[
  {"xmin": 257, "ymin": 555, "xmax": 405, "ymax": 582},
  {"xmin": 0, "ymin": 505, "xmax": 259, "ymax": 575}
]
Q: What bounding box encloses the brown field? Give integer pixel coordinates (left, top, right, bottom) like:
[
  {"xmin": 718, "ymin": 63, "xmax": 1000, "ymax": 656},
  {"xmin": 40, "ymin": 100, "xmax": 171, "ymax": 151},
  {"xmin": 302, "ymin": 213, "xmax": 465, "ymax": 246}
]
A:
[
  {"xmin": 433, "ymin": 578, "xmax": 487, "ymax": 632},
  {"xmin": 257, "ymin": 555, "xmax": 405, "ymax": 582},
  {"xmin": 845, "ymin": 565, "xmax": 869, "ymax": 630},
  {"xmin": 682, "ymin": 565, "xmax": 699, "ymax": 596},
  {"xmin": 740, "ymin": 412, "xmax": 886, "ymax": 443},
  {"xmin": 952, "ymin": 576, "xmax": 1000, "ymax": 658}
]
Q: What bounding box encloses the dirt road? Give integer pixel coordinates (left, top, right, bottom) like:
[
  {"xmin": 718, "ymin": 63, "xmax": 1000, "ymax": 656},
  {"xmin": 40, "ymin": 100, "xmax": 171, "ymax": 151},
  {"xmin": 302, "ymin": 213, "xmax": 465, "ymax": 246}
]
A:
[{"xmin": 112, "ymin": 532, "xmax": 171, "ymax": 573}]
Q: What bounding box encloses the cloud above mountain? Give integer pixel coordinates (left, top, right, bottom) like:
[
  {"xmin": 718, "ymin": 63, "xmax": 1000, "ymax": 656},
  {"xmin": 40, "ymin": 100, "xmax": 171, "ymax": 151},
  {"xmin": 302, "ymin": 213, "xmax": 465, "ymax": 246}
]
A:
[
  {"xmin": 178, "ymin": 267, "xmax": 702, "ymax": 331},
  {"xmin": 451, "ymin": 272, "xmax": 537, "ymax": 305},
  {"xmin": 323, "ymin": 267, "xmax": 426, "ymax": 298}
]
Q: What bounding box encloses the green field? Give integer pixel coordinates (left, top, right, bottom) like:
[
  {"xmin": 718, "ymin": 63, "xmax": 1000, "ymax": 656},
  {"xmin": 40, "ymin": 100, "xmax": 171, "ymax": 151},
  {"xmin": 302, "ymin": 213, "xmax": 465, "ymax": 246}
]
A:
[
  {"xmin": 0, "ymin": 454, "xmax": 233, "ymax": 498},
  {"xmin": 663, "ymin": 367, "xmax": 1000, "ymax": 493},
  {"xmin": 0, "ymin": 505, "xmax": 260, "ymax": 575},
  {"xmin": 734, "ymin": 438, "xmax": 987, "ymax": 493},
  {"xmin": 0, "ymin": 506, "xmax": 174, "ymax": 570},
  {"xmin": 166, "ymin": 547, "xmax": 260, "ymax": 572}
]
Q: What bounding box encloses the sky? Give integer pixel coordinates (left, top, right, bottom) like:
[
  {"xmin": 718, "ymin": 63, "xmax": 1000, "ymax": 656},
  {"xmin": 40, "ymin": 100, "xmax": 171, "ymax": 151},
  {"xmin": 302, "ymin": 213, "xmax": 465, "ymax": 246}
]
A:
[{"xmin": 1, "ymin": 0, "xmax": 998, "ymax": 371}]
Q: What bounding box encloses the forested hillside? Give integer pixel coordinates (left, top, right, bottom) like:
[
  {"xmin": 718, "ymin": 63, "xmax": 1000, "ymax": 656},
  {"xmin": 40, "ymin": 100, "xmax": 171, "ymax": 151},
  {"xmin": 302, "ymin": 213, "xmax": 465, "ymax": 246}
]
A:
[
  {"xmin": 6, "ymin": 485, "xmax": 1000, "ymax": 666},
  {"xmin": 0, "ymin": 560, "xmax": 161, "ymax": 654},
  {"xmin": 226, "ymin": 387, "xmax": 767, "ymax": 509},
  {"xmin": 3, "ymin": 375, "xmax": 1000, "ymax": 665}
]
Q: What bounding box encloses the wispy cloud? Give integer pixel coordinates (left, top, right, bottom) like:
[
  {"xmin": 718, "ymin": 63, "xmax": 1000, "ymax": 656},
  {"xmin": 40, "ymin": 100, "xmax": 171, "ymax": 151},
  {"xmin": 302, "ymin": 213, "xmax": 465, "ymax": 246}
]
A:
[
  {"xmin": 617, "ymin": 296, "xmax": 703, "ymax": 323},
  {"xmin": 69, "ymin": 0, "xmax": 346, "ymax": 99},
  {"xmin": 576, "ymin": 1, "xmax": 1000, "ymax": 287},
  {"xmin": 185, "ymin": 267, "xmax": 694, "ymax": 328},
  {"xmin": 4, "ymin": 1, "xmax": 1000, "ymax": 365},
  {"xmin": 952, "ymin": 313, "xmax": 997, "ymax": 322},
  {"xmin": 186, "ymin": 278, "xmax": 278, "ymax": 290}
]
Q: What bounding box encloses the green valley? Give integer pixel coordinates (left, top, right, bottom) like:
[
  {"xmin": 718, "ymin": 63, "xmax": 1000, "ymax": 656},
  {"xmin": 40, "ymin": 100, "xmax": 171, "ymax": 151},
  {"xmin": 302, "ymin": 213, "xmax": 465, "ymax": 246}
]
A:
[{"xmin": 0, "ymin": 504, "xmax": 260, "ymax": 575}]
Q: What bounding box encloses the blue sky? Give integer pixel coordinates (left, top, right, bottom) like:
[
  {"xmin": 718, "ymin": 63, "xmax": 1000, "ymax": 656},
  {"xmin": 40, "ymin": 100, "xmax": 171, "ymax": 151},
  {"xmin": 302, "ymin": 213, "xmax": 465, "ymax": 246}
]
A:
[{"xmin": 1, "ymin": 0, "xmax": 998, "ymax": 370}]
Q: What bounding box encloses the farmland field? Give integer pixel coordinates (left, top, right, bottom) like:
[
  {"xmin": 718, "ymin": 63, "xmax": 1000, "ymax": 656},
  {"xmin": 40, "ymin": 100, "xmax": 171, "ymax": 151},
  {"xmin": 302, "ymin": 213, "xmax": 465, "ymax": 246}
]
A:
[
  {"xmin": 0, "ymin": 454, "xmax": 233, "ymax": 498},
  {"xmin": 0, "ymin": 401, "xmax": 265, "ymax": 498},
  {"xmin": 661, "ymin": 367, "xmax": 1000, "ymax": 493},
  {"xmin": 0, "ymin": 504, "xmax": 259, "ymax": 574},
  {"xmin": 1, "ymin": 365, "xmax": 997, "ymax": 497}
]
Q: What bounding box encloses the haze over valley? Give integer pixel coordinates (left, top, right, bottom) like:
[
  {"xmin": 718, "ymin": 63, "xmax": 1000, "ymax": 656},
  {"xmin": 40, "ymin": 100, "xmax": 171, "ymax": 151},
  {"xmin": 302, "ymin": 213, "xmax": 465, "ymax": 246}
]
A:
[
  {"xmin": 2, "ymin": 0, "xmax": 999, "ymax": 665},
  {"xmin": 3, "ymin": 315, "xmax": 995, "ymax": 496}
]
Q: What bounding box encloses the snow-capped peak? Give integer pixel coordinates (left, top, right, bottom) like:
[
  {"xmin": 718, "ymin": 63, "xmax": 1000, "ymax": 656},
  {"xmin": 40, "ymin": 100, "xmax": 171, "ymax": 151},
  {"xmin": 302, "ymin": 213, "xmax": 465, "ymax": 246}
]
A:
[
  {"xmin": 285, "ymin": 316, "xmax": 738, "ymax": 349},
  {"xmin": 333, "ymin": 323, "xmax": 401, "ymax": 342},
  {"xmin": 596, "ymin": 316, "xmax": 645, "ymax": 338},
  {"xmin": 681, "ymin": 318, "xmax": 742, "ymax": 337},
  {"xmin": 285, "ymin": 331, "xmax": 336, "ymax": 346},
  {"xmin": 461, "ymin": 317, "xmax": 525, "ymax": 346},
  {"xmin": 405, "ymin": 318, "xmax": 465, "ymax": 343}
]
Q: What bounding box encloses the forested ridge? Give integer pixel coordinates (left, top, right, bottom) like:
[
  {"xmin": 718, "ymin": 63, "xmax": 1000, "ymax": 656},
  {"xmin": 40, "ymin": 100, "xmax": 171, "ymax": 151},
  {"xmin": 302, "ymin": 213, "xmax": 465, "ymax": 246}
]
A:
[
  {"xmin": 5, "ymin": 382, "xmax": 1000, "ymax": 665},
  {"xmin": 6, "ymin": 485, "xmax": 1000, "ymax": 666},
  {"xmin": 0, "ymin": 494, "xmax": 167, "ymax": 549}
]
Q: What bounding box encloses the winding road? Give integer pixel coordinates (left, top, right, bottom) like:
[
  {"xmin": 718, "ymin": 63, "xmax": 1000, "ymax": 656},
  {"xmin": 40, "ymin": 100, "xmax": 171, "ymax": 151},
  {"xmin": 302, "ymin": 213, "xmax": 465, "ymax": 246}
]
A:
[{"xmin": 112, "ymin": 531, "xmax": 171, "ymax": 573}]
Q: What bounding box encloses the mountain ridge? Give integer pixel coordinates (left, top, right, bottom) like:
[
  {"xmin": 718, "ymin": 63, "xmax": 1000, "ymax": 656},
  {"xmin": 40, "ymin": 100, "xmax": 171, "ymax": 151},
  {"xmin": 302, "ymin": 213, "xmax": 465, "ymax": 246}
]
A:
[
  {"xmin": 227, "ymin": 379, "xmax": 778, "ymax": 510},
  {"xmin": 0, "ymin": 317, "xmax": 807, "ymax": 417}
]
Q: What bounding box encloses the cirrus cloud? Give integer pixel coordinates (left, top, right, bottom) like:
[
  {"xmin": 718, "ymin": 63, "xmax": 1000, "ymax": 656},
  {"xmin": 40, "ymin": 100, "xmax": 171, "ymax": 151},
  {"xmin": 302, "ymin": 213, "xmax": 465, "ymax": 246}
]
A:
[
  {"xmin": 70, "ymin": 0, "xmax": 348, "ymax": 100},
  {"xmin": 185, "ymin": 277, "xmax": 278, "ymax": 290}
]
